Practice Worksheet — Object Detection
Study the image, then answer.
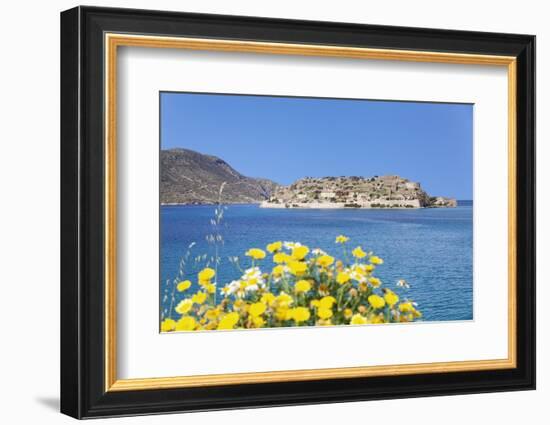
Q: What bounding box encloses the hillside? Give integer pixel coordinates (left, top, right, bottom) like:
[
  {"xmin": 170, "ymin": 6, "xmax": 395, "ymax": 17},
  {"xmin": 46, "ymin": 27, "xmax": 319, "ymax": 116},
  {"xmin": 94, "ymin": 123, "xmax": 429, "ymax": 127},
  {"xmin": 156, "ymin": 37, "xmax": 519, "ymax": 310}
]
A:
[
  {"xmin": 260, "ymin": 175, "xmax": 457, "ymax": 209},
  {"xmin": 160, "ymin": 148, "xmax": 278, "ymax": 204}
]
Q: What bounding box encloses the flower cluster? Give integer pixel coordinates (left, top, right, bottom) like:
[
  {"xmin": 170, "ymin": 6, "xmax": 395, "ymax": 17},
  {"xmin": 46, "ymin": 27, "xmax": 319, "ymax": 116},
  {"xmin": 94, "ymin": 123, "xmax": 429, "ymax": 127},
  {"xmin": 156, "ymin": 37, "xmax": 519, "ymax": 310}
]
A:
[{"xmin": 161, "ymin": 236, "xmax": 421, "ymax": 332}]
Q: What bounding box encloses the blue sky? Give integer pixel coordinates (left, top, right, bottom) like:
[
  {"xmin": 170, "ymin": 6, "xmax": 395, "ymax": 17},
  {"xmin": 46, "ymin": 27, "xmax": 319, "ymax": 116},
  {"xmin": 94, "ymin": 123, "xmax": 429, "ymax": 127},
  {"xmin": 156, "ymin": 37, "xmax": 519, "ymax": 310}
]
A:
[{"xmin": 161, "ymin": 92, "xmax": 473, "ymax": 199}]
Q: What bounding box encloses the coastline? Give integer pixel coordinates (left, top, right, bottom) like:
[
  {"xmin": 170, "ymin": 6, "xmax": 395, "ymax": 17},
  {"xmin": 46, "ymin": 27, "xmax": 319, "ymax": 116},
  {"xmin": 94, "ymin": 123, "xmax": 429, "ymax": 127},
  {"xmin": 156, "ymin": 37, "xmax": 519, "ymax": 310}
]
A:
[
  {"xmin": 260, "ymin": 203, "xmax": 421, "ymax": 210},
  {"xmin": 258, "ymin": 200, "xmax": 458, "ymax": 209},
  {"xmin": 161, "ymin": 201, "xmax": 465, "ymax": 209}
]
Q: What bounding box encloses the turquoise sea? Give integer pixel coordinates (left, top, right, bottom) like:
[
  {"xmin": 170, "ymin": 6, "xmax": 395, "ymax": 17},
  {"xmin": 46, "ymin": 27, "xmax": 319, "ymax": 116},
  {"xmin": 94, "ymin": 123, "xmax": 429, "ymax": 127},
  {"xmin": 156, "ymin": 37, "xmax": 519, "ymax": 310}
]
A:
[{"xmin": 160, "ymin": 201, "xmax": 473, "ymax": 322}]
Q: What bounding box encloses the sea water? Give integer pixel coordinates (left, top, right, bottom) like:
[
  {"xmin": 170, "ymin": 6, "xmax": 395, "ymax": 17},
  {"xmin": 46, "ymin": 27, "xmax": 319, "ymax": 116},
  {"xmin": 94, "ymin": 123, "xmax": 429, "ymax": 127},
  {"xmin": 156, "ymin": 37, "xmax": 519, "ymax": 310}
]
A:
[{"xmin": 160, "ymin": 201, "xmax": 473, "ymax": 322}]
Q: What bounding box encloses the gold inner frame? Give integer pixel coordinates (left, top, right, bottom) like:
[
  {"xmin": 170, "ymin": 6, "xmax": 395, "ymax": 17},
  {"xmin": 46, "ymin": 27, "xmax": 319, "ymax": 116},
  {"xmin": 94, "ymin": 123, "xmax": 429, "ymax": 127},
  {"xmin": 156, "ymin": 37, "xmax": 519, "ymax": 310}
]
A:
[{"xmin": 104, "ymin": 33, "xmax": 517, "ymax": 392}]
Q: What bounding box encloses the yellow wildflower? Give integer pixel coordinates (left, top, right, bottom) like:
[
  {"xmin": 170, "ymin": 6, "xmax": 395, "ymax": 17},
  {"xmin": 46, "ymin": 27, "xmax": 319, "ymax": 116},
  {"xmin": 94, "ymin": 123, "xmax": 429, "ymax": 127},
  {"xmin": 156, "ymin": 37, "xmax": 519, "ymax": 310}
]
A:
[
  {"xmin": 369, "ymin": 277, "xmax": 381, "ymax": 287},
  {"xmin": 350, "ymin": 314, "xmax": 368, "ymax": 325},
  {"xmin": 399, "ymin": 302, "xmax": 415, "ymax": 313},
  {"xmin": 175, "ymin": 299, "xmax": 193, "ymax": 314},
  {"xmin": 335, "ymin": 235, "xmax": 349, "ymax": 243},
  {"xmin": 292, "ymin": 307, "xmax": 311, "ymax": 323},
  {"xmin": 369, "ymin": 314, "xmax": 385, "ymax": 324},
  {"xmin": 352, "ymin": 246, "xmax": 367, "ymax": 259},
  {"xmin": 204, "ymin": 282, "xmax": 216, "ymax": 294},
  {"xmin": 266, "ymin": 241, "xmax": 283, "ymax": 253},
  {"xmin": 384, "ymin": 290, "xmax": 399, "ymax": 307},
  {"xmin": 249, "ymin": 302, "xmax": 266, "ymax": 317},
  {"xmin": 272, "ymin": 264, "xmax": 286, "ymax": 276},
  {"xmin": 352, "ymin": 264, "xmax": 367, "ymax": 276},
  {"xmin": 317, "ymin": 307, "xmax": 333, "ymax": 319},
  {"xmin": 176, "ymin": 280, "xmax": 192, "ymax": 292},
  {"xmin": 160, "ymin": 318, "xmax": 176, "ymax": 332},
  {"xmin": 217, "ymin": 312, "xmax": 240, "ymax": 330},
  {"xmin": 316, "ymin": 254, "xmax": 335, "ymax": 268},
  {"xmin": 246, "ymin": 248, "xmax": 266, "ymax": 260},
  {"xmin": 164, "ymin": 237, "xmax": 421, "ymax": 331},
  {"xmin": 252, "ymin": 316, "xmax": 265, "ymax": 327},
  {"xmin": 243, "ymin": 278, "xmax": 258, "ymax": 288},
  {"xmin": 261, "ymin": 292, "xmax": 276, "ymax": 306},
  {"xmin": 198, "ymin": 267, "xmax": 216, "ymax": 282},
  {"xmin": 288, "ymin": 261, "xmax": 308, "ymax": 275},
  {"xmin": 291, "ymin": 245, "xmax": 310, "ymax": 260},
  {"xmin": 276, "ymin": 306, "xmax": 294, "ymax": 321},
  {"xmin": 192, "ymin": 291, "xmax": 207, "ymax": 305},
  {"xmin": 274, "ymin": 307, "xmax": 286, "ymax": 320},
  {"xmin": 205, "ymin": 308, "xmax": 220, "ymax": 321},
  {"xmin": 273, "ymin": 252, "xmax": 290, "ymax": 264},
  {"xmin": 369, "ymin": 256, "xmax": 384, "ymax": 265},
  {"xmin": 368, "ymin": 294, "xmax": 386, "ymax": 309},
  {"xmin": 276, "ymin": 292, "xmax": 294, "ymax": 307},
  {"xmin": 175, "ymin": 316, "xmax": 196, "ymax": 331},
  {"xmin": 295, "ymin": 279, "xmax": 312, "ymax": 293},
  {"xmin": 319, "ymin": 296, "xmax": 336, "ymax": 309},
  {"xmin": 336, "ymin": 271, "xmax": 351, "ymax": 285}
]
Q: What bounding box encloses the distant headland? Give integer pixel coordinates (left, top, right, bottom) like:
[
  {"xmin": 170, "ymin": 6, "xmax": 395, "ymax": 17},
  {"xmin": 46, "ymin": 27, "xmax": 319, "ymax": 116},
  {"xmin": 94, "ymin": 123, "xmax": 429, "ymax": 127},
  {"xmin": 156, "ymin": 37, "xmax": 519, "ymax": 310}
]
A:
[
  {"xmin": 160, "ymin": 148, "xmax": 277, "ymax": 205},
  {"xmin": 260, "ymin": 175, "xmax": 456, "ymax": 209}
]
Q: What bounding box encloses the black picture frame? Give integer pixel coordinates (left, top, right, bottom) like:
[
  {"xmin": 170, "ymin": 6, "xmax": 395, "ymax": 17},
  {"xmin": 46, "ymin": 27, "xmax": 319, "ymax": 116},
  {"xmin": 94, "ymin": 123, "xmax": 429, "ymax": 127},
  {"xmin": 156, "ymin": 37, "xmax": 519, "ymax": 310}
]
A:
[{"xmin": 61, "ymin": 5, "xmax": 535, "ymax": 419}]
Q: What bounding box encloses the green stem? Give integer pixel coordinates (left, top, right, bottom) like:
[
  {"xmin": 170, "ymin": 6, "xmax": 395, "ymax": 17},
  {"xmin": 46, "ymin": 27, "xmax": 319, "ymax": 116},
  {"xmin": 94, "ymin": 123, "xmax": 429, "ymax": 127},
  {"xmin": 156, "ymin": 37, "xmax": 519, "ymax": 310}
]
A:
[
  {"xmin": 167, "ymin": 279, "xmax": 177, "ymax": 320},
  {"xmin": 337, "ymin": 282, "xmax": 349, "ymax": 311}
]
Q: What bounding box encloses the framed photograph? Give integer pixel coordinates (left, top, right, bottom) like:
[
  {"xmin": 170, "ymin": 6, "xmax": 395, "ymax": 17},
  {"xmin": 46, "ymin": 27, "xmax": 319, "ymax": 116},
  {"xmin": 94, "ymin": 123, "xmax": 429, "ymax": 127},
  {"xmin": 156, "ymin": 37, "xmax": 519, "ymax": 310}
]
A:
[{"xmin": 60, "ymin": 6, "xmax": 535, "ymax": 419}]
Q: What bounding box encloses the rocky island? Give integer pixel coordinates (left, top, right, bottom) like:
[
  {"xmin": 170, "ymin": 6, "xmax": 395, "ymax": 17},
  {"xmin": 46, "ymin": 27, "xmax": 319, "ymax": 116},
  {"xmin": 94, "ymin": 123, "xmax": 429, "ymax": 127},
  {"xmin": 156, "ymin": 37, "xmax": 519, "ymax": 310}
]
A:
[{"xmin": 260, "ymin": 175, "xmax": 457, "ymax": 209}]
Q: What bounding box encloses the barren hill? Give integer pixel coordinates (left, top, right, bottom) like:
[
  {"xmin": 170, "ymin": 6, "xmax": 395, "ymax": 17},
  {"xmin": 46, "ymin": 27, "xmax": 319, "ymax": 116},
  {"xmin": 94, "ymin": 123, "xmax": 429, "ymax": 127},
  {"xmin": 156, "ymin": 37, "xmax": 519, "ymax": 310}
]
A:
[{"xmin": 160, "ymin": 148, "xmax": 278, "ymax": 204}]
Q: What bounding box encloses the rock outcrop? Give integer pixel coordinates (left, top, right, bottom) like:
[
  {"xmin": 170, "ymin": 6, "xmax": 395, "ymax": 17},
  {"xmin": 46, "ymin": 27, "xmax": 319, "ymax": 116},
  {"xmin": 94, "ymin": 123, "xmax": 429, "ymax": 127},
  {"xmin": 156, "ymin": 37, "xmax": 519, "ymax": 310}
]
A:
[{"xmin": 260, "ymin": 175, "xmax": 456, "ymax": 209}]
